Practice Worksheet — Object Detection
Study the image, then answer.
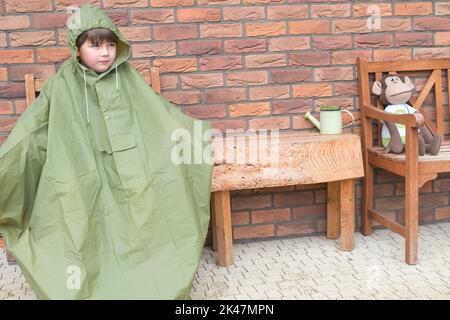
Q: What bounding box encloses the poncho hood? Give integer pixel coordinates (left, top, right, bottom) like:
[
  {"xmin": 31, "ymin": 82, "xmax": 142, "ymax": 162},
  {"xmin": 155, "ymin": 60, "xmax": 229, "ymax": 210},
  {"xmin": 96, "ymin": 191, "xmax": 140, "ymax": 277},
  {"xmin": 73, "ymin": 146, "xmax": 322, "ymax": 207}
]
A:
[{"xmin": 68, "ymin": 4, "xmax": 130, "ymax": 83}]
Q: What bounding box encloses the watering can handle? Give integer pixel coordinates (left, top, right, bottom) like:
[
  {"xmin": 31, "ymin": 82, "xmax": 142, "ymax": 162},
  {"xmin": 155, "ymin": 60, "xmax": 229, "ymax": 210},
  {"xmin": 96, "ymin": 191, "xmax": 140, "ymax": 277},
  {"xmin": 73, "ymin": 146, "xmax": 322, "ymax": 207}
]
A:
[{"xmin": 342, "ymin": 110, "xmax": 355, "ymax": 128}]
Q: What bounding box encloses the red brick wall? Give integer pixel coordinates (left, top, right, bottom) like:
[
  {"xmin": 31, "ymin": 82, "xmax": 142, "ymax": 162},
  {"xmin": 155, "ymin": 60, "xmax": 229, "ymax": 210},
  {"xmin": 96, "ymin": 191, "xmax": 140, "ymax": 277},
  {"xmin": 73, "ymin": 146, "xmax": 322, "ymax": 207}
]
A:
[{"xmin": 1, "ymin": 1, "xmax": 450, "ymax": 243}]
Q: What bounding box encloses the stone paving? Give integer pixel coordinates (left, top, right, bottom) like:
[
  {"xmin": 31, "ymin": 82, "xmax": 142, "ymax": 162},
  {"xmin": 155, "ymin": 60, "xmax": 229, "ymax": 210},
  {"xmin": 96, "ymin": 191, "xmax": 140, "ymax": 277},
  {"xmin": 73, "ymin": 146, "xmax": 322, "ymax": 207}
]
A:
[{"xmin": 1, "ymin": 221, "xmax": 450, "ymax": 300}]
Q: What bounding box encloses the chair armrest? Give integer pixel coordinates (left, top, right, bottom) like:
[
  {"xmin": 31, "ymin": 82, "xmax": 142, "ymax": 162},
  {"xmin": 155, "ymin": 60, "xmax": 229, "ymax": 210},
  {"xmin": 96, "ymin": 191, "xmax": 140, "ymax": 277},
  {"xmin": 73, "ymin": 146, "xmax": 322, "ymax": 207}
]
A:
[{"xmin": 362, "ymin": 104, "xmax": 424, "ymax": 128}]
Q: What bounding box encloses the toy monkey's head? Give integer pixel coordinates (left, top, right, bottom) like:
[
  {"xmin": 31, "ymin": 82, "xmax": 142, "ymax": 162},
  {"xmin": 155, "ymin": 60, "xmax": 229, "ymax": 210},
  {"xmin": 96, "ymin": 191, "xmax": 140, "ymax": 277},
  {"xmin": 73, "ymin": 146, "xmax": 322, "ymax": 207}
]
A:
[{"xmin": 372, "ymin": 75, "xmax": 415, "ymax": 105}]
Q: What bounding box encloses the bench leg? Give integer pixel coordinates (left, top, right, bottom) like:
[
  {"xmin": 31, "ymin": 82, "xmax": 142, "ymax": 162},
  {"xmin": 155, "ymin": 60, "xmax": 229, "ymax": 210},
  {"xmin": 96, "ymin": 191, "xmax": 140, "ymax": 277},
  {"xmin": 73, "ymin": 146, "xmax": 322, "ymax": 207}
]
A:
[
  {"xmin": 213, "ymin": 191, "xmax": 233, "ymax": 267},
  {"xmin": 339, "ymin": 179, "xmax": 355, "ymax": 251},
  {"xmin": 210, "ymin": 193, "xmax": 217, "ymax": 252},
  {"xmin": 327, "ymin": 181, "xmax": 340, "ymax": 239}
]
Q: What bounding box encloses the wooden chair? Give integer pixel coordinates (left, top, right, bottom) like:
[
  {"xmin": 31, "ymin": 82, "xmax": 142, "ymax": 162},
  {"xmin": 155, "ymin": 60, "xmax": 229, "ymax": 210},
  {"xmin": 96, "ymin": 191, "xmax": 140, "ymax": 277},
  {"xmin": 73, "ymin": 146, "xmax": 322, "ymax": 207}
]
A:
[
  {"xmin": 357, "ymin": 57, "xmax": 450, "ymax": 265},
  {"xmin": 4, "ymin": 67, "xmax": 161, "ymax": 264}
]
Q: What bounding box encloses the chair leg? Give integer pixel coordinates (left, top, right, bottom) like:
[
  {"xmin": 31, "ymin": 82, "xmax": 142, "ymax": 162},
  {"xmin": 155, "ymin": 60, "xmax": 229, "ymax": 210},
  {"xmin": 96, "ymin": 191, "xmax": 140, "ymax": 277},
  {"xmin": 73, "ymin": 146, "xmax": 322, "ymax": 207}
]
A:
[
  {"xmin": 339, "ymin": 179, "xmax": 355, "ymax": 251},
  {"xmin": 405, "ymin": 175, "xmax": 419, "ymax": 265},
  {"xmin": 361, "ymin": 164, "xmax": 374, "ymax": 236}
]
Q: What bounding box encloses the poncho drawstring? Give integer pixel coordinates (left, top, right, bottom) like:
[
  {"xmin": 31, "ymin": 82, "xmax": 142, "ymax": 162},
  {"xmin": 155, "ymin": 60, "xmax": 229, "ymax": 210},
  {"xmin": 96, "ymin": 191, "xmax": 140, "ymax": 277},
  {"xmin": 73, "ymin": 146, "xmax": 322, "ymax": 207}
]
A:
[
  {"xmin": 82, "ymin": 67, "xmax": 90, "ymax": 128},
  {"xmin": 115, "ymin": 64, "xmax": 119, "ymax": 96}
]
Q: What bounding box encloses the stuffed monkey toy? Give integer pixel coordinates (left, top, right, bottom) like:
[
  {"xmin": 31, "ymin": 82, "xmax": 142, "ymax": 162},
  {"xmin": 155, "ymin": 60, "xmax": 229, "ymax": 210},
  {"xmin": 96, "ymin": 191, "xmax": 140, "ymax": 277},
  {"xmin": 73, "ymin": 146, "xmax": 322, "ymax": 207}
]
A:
[{"xmin": 372, "ymin": 75, "xmax": 441, "ymax": 156}]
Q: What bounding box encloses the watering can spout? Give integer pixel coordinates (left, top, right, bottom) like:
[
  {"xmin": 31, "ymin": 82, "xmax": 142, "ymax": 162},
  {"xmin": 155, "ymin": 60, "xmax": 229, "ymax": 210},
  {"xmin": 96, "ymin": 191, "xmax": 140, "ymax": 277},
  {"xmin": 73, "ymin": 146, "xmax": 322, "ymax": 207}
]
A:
[{"xmin": 304, "ymin": 111, "xmax": 321, "ymax": 131}]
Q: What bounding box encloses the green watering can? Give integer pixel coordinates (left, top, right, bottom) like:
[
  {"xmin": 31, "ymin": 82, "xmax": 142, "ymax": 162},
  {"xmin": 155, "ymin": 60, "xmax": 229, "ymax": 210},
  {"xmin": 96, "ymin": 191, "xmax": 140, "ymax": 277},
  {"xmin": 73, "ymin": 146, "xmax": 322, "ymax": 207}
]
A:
[{"xmin": 304, "ymin": 106, "xmax": 355, "ymax": 134}]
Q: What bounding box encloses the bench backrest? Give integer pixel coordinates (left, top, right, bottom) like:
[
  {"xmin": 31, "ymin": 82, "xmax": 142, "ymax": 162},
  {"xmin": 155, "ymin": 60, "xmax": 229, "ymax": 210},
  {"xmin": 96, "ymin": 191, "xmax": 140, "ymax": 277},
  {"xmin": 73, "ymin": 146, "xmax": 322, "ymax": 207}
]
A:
[
  {"xmin": 357, "ymin": 58, "xmax": 450, "ymax": 146},
  {"xmin": 25, "ymin": 66, "xmax": 161, "ymax": 106}
]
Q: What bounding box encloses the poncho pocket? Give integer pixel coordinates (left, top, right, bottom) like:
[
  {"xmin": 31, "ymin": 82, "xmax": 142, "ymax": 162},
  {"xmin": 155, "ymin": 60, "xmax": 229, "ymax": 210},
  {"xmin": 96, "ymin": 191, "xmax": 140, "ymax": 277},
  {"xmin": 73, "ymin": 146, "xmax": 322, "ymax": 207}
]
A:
[
  {"xmin": 110, "ymin": 133, "xmax": 135, "ymax": 152},
  {"xmin": 110, "ymin": 134, "xmax": 146, "ymax": 192}
]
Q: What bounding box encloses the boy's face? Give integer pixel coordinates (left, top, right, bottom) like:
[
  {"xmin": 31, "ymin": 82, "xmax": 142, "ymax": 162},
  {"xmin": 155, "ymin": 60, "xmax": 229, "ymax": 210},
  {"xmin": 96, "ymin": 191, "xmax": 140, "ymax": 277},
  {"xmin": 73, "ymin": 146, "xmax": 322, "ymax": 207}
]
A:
[{"xmin": 77, "ymin": 40, "xmax": 117, "ymax": 73}]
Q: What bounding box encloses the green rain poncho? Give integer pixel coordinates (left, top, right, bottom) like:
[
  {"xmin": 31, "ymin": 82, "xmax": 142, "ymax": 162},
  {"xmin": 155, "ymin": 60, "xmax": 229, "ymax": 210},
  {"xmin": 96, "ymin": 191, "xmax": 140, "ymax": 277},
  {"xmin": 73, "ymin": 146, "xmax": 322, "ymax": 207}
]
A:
[{"xmin": 0, "ymin": 4, "xmax": 212, "ymax": 299}]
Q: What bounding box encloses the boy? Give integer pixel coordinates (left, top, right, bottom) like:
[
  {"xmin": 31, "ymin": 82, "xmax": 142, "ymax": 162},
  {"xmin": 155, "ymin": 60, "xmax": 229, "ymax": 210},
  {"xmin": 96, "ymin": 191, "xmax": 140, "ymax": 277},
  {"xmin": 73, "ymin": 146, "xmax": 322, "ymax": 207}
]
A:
[{"xmin": 0, "ymin": 4, "xmax": 212, "ymax": 299}]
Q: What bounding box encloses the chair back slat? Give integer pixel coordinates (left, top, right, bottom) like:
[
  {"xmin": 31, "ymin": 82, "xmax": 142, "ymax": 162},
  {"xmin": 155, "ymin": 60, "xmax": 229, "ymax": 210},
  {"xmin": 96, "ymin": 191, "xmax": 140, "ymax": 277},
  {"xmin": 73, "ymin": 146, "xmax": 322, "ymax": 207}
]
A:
[
  {"xmin": 435, "ymin": 69, "xmax": 444, "ymax": 137},
  {"xmin": 150, "ymin": 67, "xmax": 161, "ymax": 95},
  {"xmin": 25, "ymin": 74, "xmax": 36, "ymax": 106},
  {"xmin": 366, "ymin": 59, "xmax": 450, "ymax": 73},
  {"xmin": 413, "ymin": 70, "xmax": 437, "ymax": 111}
]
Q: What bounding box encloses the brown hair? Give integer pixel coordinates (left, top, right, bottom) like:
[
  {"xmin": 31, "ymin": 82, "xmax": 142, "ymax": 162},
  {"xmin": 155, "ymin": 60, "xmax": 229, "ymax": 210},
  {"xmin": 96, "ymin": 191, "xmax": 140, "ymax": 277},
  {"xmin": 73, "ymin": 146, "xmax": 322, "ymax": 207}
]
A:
[{"xmin": 76, "ymin": 28, "xmax": 118, "ymax": 48}]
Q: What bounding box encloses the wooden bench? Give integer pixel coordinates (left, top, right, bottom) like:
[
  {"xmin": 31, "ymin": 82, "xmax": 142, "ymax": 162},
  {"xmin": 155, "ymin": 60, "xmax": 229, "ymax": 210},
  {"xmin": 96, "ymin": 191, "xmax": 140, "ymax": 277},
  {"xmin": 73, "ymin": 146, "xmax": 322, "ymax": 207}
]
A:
[{"xmin": 210, "ymin": 132, "xmax": 365, "ymax": 266}]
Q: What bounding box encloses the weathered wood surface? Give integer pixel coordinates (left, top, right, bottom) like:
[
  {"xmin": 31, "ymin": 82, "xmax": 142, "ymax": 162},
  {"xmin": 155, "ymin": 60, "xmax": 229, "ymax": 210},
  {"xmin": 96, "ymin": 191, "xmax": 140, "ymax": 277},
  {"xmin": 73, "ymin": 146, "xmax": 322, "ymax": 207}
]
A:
[{"xmin": 211, "ymin": 132, "xmax": 364, "ymax": 192}]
